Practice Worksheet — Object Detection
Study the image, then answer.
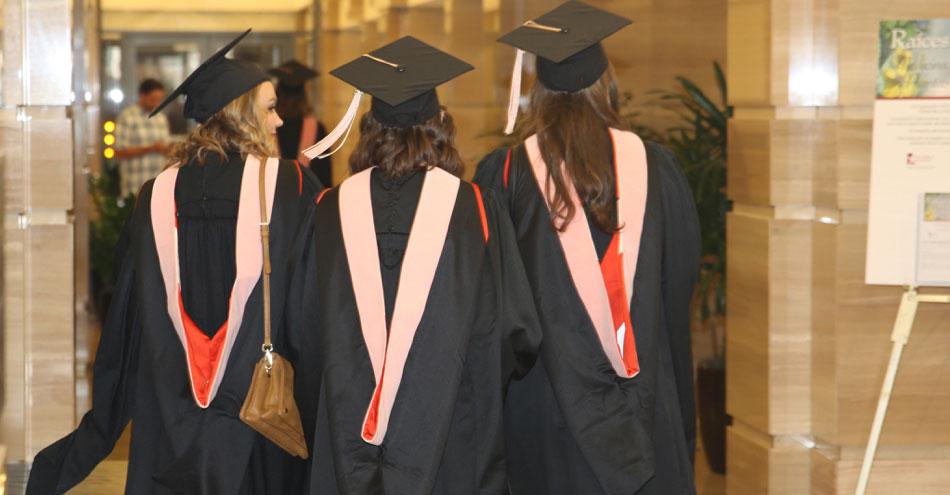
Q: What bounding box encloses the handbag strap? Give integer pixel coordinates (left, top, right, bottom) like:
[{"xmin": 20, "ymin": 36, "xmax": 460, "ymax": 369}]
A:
[{"xmin": 258, "ymin": 157, "xmax": 275, "ymax": 372}]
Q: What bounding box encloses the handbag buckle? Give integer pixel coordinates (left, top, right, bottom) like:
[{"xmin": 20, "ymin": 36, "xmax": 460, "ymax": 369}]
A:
[{"xmin": 262, "ymin": 343, "xmax": 275, "ymax": 374}]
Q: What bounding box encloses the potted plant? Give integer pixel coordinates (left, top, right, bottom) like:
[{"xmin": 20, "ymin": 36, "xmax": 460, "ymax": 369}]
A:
[
  {"xmin": 659, "ymin": 62, "xmax": 731, "ymax": 474},
  {"xmin": 89, "ymin": 161, "xmax": 136, "ymax": 320}
]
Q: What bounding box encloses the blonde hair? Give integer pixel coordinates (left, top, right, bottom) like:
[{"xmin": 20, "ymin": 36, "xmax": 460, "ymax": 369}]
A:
[{"xmin": 169, "ymin": 82, "xmax": 276, "ymax": 166}]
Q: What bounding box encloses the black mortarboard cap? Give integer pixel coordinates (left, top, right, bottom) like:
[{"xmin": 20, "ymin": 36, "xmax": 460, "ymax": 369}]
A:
[
  {"xmin": 150, "ymin": 29, "xmax": 269, "ymax": 123},
  {"xmin": 269, "ymin": 59, "xmax": 319, "ymax": 89},
  {"xmin": 302, "ymin": 36, "xmax": 472, "ymax": 160},
  {"xmin": 330, "ymin": 36, "xmax": 473, "ymax": 128},
  {"xmin": 496, "ymin": 1, "xmax": 631, "ymax": 133},
  {"xmin": 499, "ymin": 0, "xmax": 631, "ymax": 92}
]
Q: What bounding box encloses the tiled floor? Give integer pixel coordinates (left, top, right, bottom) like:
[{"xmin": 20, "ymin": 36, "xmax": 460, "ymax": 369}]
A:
[
  {"xmin": 75, "ymin": 461, "xmax": 725, "ymax": 494},
  {"xmin": 695, "ymin": 445, "xmax": 727, "ymax": 495},
  {"xmin": 70, "ymin": 431, "xmax": 726, "ymax": 494}
]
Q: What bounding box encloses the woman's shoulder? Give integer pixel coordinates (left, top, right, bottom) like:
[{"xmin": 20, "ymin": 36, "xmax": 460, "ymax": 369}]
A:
[
  {"xmin": 119, "ymin": 178, "xmax": 157, "ymax": 234},
  {"xmin": 640, "ymin": 141, "xmax": 682, "ymax": 176},
  {"xmin": 641, "ymin": 139, "xmax": 674, "ymax": 159},
  {"xmin": 273, "ymin": 157, "xmax": 324, "ymax": 199},
  {"xmin": 474, "ymin": 143, "xmax": 527, "ymax": 192},
  {"xmin": 637, "ymin": 142, "xmax": 696, "ymax": 204},
  {"xmin": 133, "ymin": 178, "xmax": 156, "ymax": 211},
  {"xmin": 477, "ymin": 147, "xmax": 511, "ymax": 170}
]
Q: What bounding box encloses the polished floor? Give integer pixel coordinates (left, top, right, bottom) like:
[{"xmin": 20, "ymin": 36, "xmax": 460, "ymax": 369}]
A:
[{"xmin": 69, "ymin": 427, "xmax": 726, "ymax": 494}]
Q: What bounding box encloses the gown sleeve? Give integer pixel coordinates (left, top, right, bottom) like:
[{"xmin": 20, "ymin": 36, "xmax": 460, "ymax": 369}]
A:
[
  {"xmin": 652, "ymin": 143, "xmax": 701, "ymax": 463},
  {"xmin": 26, "ymin": 182, "xmax": 150, "ymax": 495},
  {"xmin": 473, "ymin": 148, "xmax": 512, "ymax": 209},
  {"xmin": 482, "ymin": 188, "xmax": 541, "ymax": 380},
  {"xmin": 282, "ymin": 162, "xmax": 324, "ymax": 453},
  {"xmin": 284, "ymin": 203, "xmax": 321, "ymax": 453}
]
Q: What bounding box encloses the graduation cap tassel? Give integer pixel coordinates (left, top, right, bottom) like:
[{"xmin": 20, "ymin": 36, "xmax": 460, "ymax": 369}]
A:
[
  {"xmin": 522, "ymin": 19, "xmax": 567, "ymax": 33},
  {"xmin": 302, "ymin": 90, "xmax": 364, "ymax": 160},
  {"xmin": 504, "ymin": 49, "xmax": 525, "ymax": 136}
]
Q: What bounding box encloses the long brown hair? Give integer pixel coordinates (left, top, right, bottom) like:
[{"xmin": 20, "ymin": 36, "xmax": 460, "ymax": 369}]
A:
[
  {"xmin": 520, "ymin": 66, "xmax": 625, "ymax": 232},
  {"xmin": 348, "ymin": 108, "xmax": 464, "ymax": 178},
  {"xmin": 169, "ymin": 82, "xmax": 277, "ymax": 166}
]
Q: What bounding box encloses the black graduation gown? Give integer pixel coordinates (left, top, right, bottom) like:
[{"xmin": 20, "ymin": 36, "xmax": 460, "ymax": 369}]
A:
[
  {"xmin": 474, "ymin": 140, "xmax": 700, "ymax": 495},
  {"xmin": 277, "ymin": 116, "xmax": 333, "ymax": 186},
  {"xmin": 297, "ymin": 169, "xmax": 541, "ymax": 495},
  {"xmin": 26, "ymin": 153, "xmax": 323, "ymax": 495}
]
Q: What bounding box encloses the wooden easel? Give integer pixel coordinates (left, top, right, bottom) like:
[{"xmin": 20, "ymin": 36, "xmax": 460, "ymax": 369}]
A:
[{"xmin": 854, "ymin": 286, "xmax": 950, "ymax": 495}]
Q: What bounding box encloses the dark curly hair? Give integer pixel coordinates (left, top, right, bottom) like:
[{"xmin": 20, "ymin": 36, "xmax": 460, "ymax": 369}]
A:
[{"xmin": 348, "ymin": 108, "xmax": 464, "ymax": 178}]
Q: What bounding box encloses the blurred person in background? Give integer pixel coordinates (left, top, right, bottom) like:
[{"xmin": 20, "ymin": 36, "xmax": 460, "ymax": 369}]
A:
[
  {"xmin": 269, "ymin": 60, "xmax": 333, "ymax": 186},
  {"xmin": 115, "ymin": 78, "xmax": 171, "ymax": 197}
]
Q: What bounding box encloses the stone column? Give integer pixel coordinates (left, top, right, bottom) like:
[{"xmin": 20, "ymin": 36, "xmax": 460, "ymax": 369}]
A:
[
  {"xmin": 1, "ymin": 0, "xmax": 79, "ymax": 492},
  {"xmin": 725, "ymin": 0, "xmax": 825, "ymax": 492}
]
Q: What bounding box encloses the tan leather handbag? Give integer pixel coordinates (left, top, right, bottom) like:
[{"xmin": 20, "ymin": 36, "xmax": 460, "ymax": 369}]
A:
[{"xmin": 239, "ymin": 157, "xmax": 309, "ymax": 459}]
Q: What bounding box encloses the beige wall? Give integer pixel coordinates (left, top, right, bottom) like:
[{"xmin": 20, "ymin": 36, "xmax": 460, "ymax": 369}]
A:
[
  {"xmin": 99, "ymin": 0, "xmax": 310, "ymax": 32},
  {"xmin": 726, "ymin": 0, "xmax": 950, "ymax": 493},
  {"xmin": 315, "ymin": 0, "xmax": 728, "ymax": 183},
  {"xmin": 95, "ymin": 0, "xmax": 728, "ymax": 182}
]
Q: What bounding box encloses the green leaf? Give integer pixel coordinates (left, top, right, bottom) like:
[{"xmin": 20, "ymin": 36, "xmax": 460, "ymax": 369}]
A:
[
  {"xmin": 677, "ymin": 77, "xmax": 727, "ymax": 129},
  {"xmin": 714, "ymin": 61, "xmax": 727, "ymax": 107},
  {"xmin": 621, "ymin": 63, "xmax": 729, "ymax": 336}
]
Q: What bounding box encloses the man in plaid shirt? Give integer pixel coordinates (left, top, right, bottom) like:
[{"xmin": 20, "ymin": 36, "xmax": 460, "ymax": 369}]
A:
[{"xmin": 115, "ymin": 79, "xmax": 171, "ymax": 197}]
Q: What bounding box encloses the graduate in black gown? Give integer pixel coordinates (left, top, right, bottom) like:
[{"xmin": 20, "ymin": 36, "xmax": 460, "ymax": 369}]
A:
[
  {"xmin": 474, "ymin": 2, "xmax": 701, "ymax": 494},
  {"xmin": 27, "ymin": 30, "xmax": 322, "ymax": 495},
  {"xmin": 291, "ymin": 37, "xmax": 541, "ymax": 494},
  {"xmin": 269, "ymin": 60, "xmax": 333, "ymax": 186}
]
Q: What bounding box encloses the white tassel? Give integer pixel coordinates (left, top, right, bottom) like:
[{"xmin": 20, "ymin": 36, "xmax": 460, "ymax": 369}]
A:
[
  {"xmin": 302, "ymin": 90, "xmax": 363, "ymax": 159},
  {"xmin": 504, "ymin": 49, "xmax": 525, "ymax": 136}
]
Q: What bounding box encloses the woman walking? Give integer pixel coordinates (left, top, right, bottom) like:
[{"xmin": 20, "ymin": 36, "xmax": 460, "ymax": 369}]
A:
[
  {"xmin": 27, "ymin": 30, "xmax": 322, "ymax": 495},
  {"xmin": 297, "ymin": 36, "xmax": 541, "ymax": 495},
  {"xmin": 475, "ymin": 3, "xmax": 701, "ymax": 494}
]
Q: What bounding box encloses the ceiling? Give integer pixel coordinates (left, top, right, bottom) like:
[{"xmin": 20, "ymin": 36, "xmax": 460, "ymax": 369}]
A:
[{"xmin": 100, "ymin": 0, "xmax": 313, "ymax": 12}]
